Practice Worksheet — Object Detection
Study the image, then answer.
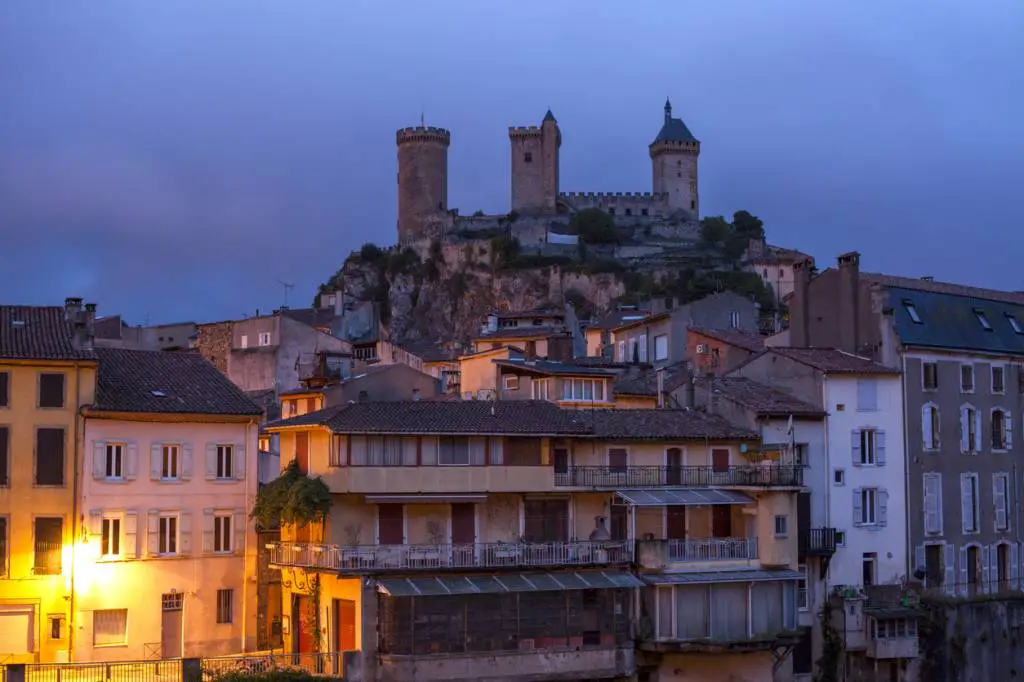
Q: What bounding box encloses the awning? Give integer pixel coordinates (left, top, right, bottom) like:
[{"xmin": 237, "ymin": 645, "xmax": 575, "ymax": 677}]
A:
[
  {"xmin": 615, "ymin": 488, "xmax": 754, "ymax": 507},
  {"xmin": 364, "ymin": 494, "xmax": 488, "ymax": 504},
  {"xmin": 642, "ymin": 569, "xmax": 804, "ymax": 586},
  {"xmin": 377, "ymin": 571, "xmax": 644, "ymax": 596}
]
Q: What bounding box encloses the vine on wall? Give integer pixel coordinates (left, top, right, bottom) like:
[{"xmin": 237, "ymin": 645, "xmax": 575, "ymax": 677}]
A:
[{"xmin": 814, "ymin": 600, "xmax": 842, "ymax": 682}]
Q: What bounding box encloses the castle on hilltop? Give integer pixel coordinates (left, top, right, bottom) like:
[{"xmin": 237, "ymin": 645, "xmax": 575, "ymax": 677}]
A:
[{"xmin": 395, "ymin": 100, "xmax": 702, "ymax": 245}]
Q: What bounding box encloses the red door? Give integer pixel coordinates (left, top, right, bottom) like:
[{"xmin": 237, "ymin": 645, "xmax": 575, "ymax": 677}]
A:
[
  {"xmin": 293, "ymin": 595, "xmax": 316, "ymax": 654},
  {"xmin": 295, "ymin": 432, "xmax": 309, "ymax": 473},
  {"xmin": 451, "ymin": 504, "xmax": 476, "ymax": 544},
  {"xmin": 378, "ymin": 504, "xmax": 404, "ymax": 545},
  {"xmin": 667, "ymin": 507, "xmax": 687, "ymax": 540},
  {"xmin": 334, "ymin": 599, "xmax": 356, "ymax": 652},
  {"xmin": 712, "ymin": 506, "xmax": 733, "ymax": 538}
]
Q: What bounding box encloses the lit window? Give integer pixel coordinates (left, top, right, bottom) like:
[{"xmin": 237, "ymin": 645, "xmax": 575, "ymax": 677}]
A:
[
  {"xmin": 1008, "ymin": 315, "xmax": 1023, "ymax": 334},
  {"xmin": 904, "ymin": 301, "xmax": 922, "ymax": 324},
  {"xmin": 240, "ymin": 335, "xmax": 248, "ymax": 349},
  {"xmin": 159, "ymin": 515, "xmax": 178, "ymax": 555},
  {"xmin": 101, "ymin": 516, "xmax": 121, "ymax": 558},
  {"xmin": 975, "ymin": 310, "xmax": 992, "ymax": 330}
]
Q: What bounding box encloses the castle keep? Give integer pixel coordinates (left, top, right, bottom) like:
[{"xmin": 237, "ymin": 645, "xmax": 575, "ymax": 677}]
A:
[{"xmin": 395, "ymin": 100, "xmax": 701, "ymax": 244}]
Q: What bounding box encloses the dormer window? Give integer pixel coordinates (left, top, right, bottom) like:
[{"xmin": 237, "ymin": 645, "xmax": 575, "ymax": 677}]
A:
[
  {"xmin": 904, "ymin": 301, "xmax": 922, "ymax": 324},
  {"xmin": 975, "ymin": 309, "xmax": 992, "ymax": 331},
  {"xmin": 1008, "ymin": 315, "xmax": 1023, "ymax": 334}
]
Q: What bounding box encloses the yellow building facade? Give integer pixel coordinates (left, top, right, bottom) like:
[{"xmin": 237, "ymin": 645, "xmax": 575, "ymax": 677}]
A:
[{"xmin": 0, "ymin": 302, "xmax": 98, "ymax": 662}]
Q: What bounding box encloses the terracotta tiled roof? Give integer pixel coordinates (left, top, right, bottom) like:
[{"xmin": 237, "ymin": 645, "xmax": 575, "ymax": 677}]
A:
[
  {"xmin": 587, "ymin": 308, "xmax": 651, "ymax": 332},
  {"xmin": 580, "ymin": 409, "xmax": 756, "ymax": 441},
  {"xmin": 92, "ymin": 348, "xmax": 263, "ymax": 416},
  {"xmin": 612, "ymin": 363, "xmax": 691, "ymax": 397},
  {"xmin": 476, "ymin": 328, "xmax": 568, "ymax": 341},
  {"xmin": 492, "ymin": 308, "xmax": 564, "ymax": 320},
  {"xmin": 708, "ymin": 377, "xmax": 825, "ymax": 417},
  {"xmin": 266, "ymin": 400, "xmax": 591, "ymax": 435},
  {"xmin": 688, "ymin": 326, "xmax": 766, "ymax": 353},
  {"xmin": 761, "ymin": 347, "xmax": 899, "ymax": 375},
  {"xmin": 0, "ymin": 305, "xmax": 98, "ymax": 361}
]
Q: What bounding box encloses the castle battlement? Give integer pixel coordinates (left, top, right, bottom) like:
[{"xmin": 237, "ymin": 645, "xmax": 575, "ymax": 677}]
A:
[
  {"xmin": 649, "ymin": 139, "xmax": 700, "ymax": 154},
  {"xmin": 508, "ymin": 126, "xmax": 544, "ymax": 138},
  {"xmin": 397, "ymin": 126, "xmax": 452, "ymax": 145},
  {"xmin": 559, "ymin": 191, "xmax": 668, "ymax": 202}
]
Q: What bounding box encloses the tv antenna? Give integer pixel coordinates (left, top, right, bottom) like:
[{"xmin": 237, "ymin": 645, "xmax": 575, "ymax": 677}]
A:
[{"xmin": 277, "ymin": 279, "xmax": 295, "ymax": 308}]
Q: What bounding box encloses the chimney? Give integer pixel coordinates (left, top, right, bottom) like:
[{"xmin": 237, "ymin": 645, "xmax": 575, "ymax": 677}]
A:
[
  {"xmin": 921, "ymin": 276, "xmax": 934, "ymax": 282},
  {"xmin": 82, "ymin": 303, "xmax": 97, "ymax": 349},
  {"xmin": 837, "ymin": 252, "xmax": 861, "ymax": 354},
  {"xmin": 64, "ymin": 297, "xmax": 83, "ymax": 321},
  {"xmin": 790, "ymin": 260, "xmax": 812, "ymax": 346}
]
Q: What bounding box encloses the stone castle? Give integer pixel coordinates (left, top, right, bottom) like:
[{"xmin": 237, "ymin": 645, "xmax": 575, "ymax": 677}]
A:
[{"xmin": 395, "ymin": 100, "xmax": 702, "ymax": 246}]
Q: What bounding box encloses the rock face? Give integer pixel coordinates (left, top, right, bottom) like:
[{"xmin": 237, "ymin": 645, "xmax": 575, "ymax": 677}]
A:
[{"xmin": 338, "ymin": 244, "xmax": 626, "ymax": 344}]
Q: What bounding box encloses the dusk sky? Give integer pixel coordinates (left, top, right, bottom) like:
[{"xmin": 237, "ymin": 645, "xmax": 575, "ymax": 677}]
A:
[{"xmin": 2, "ymin": 1, "xmax": 1022, "ymax": 324}]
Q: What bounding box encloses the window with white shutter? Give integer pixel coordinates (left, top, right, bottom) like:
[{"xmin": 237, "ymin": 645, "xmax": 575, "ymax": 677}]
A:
[
  {"xmin": 992, "ymin": 409, "xmax": 1010, "ymax": 450},
  {"xmin": 961, "ymin": 473, "xmax": 980, "ymax": 533},
  {"xmin": 994, "ymin": 473, "xmax": 1010, "ymax": 532},
  {"xmin": 944, "ymin": 544, "xmax": 956, "ymax": 596},
  {"xmin": 922, "ymin": 404, "xmax": 940, "ymax": 451},
  {"xmin": 923, "ymin": 473, "xmax": 942, "ymax": 535},
  {"xmin": 961, "ymin": 405, "xmax": 980, "ymax": 454}
]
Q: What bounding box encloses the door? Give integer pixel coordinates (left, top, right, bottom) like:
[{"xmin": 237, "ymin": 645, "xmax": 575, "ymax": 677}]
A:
[
  {"xmin": 610, "ymin": 504, "xmax": 628, "ymax": 541},
  {"xmin": 667, "ymin": 507, "xmax": 687, "ymax": 540},
  {"xmin": 293, "ymin": 595, "xmax": 316, "ymax": 654},
  {"xmin": 711, "ymin": 506, "xmax": 732, "ymax": 538},
  {"xmin": 553, "ymin": 448, "xmax": 569, "ymax": 474},
  {"xmin": 524, "ymin": 499, "xmax": 569, "ymax": 542},
  {"xmin": 451, "ymin": 503, "xmax": 476, "ymax": 566},
  {"xmin": 333, "ymin": 598, "xmax": 356, "ymax": 672},
  {"xmin": 711, "ymin": 448, "xmax": 730, "ymax": 485},
  {"xmin": 797, "ymin": 492, "xmax": 811, "ymax": 556},
  {"xmin": 161, "ymin": 592, "xmax": 183, "ymax": 658},
  {"xmin": 0, "ymin": 606, "xmax": 34, "ymax": 656},
  {"xmin": 666, "ymin": 448, "xmax": 683, "ymax": 485},
  {"xmin": 295, "ymin": 432, "xmax": 309, "ymax": 473},
  {"xmin": 378, "ymin": 504, "xmax": 404, "ymax": 545}
]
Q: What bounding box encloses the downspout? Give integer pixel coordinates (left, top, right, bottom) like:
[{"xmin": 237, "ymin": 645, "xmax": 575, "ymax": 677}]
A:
[
  {"xmin": 901, "ymin": 354, "xmax": 912, "ymax": 579},
  {"xmin": 821, "ymin": 376, "xmax": 831, "ymax": 593},
  {"xmin": 241, "ymin": 418, "xmax": 255, "ymax": 652},
  {"xmin": 69, "ymin": 364, "xmax": 82, "ymax": 661}
]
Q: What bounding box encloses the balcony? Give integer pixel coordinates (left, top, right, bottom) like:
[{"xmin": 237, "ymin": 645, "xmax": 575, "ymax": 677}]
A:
[
  {"xmin": 799, "ymin": 527, "xmax": 838, "ymax": 557},
  {"xmin": 320, "ymin": 465, "xmax": 556, "ymax": 494},
  {"xmin": 867, "ymin": 635, "xmax": 919, "ymax": 659},
  {"xmin": 637, "ymin": 538, "xmax": 758, "ymax": 571},
  {"xmin": 268, "ymin": 540, "xmax": 634, "ymax": 573},
  {"xmin": 554, "ymin": 465, "xmax": 803, "ymax": 489}
]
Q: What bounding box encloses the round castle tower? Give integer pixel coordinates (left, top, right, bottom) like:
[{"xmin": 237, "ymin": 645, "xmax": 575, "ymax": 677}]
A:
[
  {"xmin": 396, "ymin": 125, "xmax": 451, "ymax": 243},
  {"xmin": 649, "ymin": 99, "xmax": 700, "ymax": 217}
]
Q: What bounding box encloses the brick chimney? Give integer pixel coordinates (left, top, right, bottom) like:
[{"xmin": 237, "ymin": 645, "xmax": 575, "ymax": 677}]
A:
[
  {"xmin": 64, "ymin": 297, "xmax": 83, "ymax": 321},
  {"xmin": 790, "ymin": 260, "xmax": 812, "ymax": 346},
  {"xmin": 837, "ymin": 252, "xmax": 861, "ymax": 354},
  {"xmin": 82, "ymin": 303, "xmax": 97, "ymax": 349}
]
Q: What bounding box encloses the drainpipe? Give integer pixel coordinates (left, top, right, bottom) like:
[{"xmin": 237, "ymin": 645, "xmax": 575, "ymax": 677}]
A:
[
  {"xmin": 69, "ymin": 365, "xmax": 82, "ymax": 662},
  {"xmin": 901, "ymin": 354, "xmax": 912, "ymax": 580},
  {"xmin": 241, "ymin": 418, "xmax": 255, "ymax": 652},
  {"xmin": 821, "ymin": 375, "xmax": 831, "ymax": 590}
]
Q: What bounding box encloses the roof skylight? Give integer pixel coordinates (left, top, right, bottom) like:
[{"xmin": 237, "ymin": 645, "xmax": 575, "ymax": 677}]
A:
[
  {"xmin": 903, "ymin": 301, "xmax": 922, "ymax": 324},
  {"xmin": 974, "ymin": 309, "xmax": 992, "ymax": 331},
  {"xmin": 1008, "ymin": 314, "xmax": 1023, "ymax": 334}
]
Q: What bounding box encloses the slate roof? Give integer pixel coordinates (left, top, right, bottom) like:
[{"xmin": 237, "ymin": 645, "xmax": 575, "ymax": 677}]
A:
[
  {"xmin": 0, "ymin": 305, "xmax": 98, "ymax": 361},
  {"xmin": 652, "ymin": 116, "xmax": 698, "ymax": 144},
  {"xmin": 266, "ymin": 400, "xmax": 591, "ymax": 435},
  {"xmin": 889, "ymin": 286, "xmax": 1024, "ymax": 355},
  {"xmin": 753, "ymin": 348, "xmax": 899, "ymax": 375},
  {"xmin": 92, "ymin": 347, "xmax": 263, "ymax": 416},
  {"xmin": 612, "ymin": 363, "xmax": 691, "ymax": 397},
  {"xmin": 864, "ymin": 273, "xmax": 1024, "ymax": 305},
  {"xmin": 580, "ymin": 409, "xmax": 756, "ymax": 441},
  {"xmin": 708, "ymin": 377, "xmax": 825, "ymax": 417},
  {"xmin": 492, "ymin": 308, "xmax": 564, "ymax": 320},
  {"xmin": 688, "ymin": 326, "xmax": 766, "ymax": 353},
  {"xmin": 476, "ymin": 328, "xmax": 567, "ymax": 340},
  {"xmin": 495, "ymin": 358, "xmax": 616, "ymax": 377}
]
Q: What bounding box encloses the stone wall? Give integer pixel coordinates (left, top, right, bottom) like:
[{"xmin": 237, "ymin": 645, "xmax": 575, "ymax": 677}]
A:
[
  {"xmin": 195, "ymin": 321, "xmax": 233, "ymax": 375},
  {"xmin": 918, "ymin": 596, "xmax": 1024, "ymax": 682}
]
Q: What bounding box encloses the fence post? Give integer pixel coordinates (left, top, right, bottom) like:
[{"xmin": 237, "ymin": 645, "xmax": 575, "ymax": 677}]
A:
[
  {"xmin": 182, "ymin": 658, "xmax": 202, "ymax": 682},
  {"xmin": 6, "ymin": 665, "xmax": 25, "ymax": 682}
]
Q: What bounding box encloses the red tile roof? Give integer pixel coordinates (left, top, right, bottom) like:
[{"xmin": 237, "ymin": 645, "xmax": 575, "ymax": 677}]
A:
[
  {"xmin": 763, "ymin": 347, "xmax": 899, "ymax": 375},
  {"xmin": 708, "ymin": 377, "xmax": 825, "ymax": 417},
  {"xmin": 0, "ymin": 305, "xmax": 97, "ymax": 361},
  {"xmin": 688, "ymin": 327, "xmax": 766, "ymax": 353}
]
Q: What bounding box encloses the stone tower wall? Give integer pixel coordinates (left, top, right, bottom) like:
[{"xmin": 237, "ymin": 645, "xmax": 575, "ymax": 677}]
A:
[
  {"xmin": 396, "ymin": 126, "xmax": 450, "ymax": 243},
  {"xmin": 509, "ymin": 119, "xmax": 560, "ymax": 214},
  {"xmin": 650, "ymin": 139, "xmax": 700, "ymax": 216}
]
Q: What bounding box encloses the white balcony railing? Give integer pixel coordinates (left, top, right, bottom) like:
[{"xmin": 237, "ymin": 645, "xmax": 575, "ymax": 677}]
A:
[
  {"xmin": 667, "ymin": 537, "xmax": 759, "ymax": 562},
  {"xmin": 268, "ymin": 540, "xmax": 634, "ymax": 572}
]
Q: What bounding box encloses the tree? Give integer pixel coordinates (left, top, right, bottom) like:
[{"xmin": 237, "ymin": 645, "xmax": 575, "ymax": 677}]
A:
[
  {"xmin": 732, "ymin": 210, "xmax": 765, "ymax": 239},
  {"xmin": 698, "ymin": 216, "xmax": 731, "ymax": 245},
  {"xmin": 250, "ymin": 460, "xmax": 332, "ymax": 529},
  {"xmin": 569, "ymin": 208, "xmax": 619, "ymax": 244},
  {"xmin": 359, "ymin": 242, "xmax": 383, "ymax": 262}
]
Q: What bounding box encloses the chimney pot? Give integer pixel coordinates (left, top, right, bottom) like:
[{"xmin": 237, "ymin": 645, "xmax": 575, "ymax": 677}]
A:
[{"xmin": 921, "ymin": 276, "xmax": 934, "ymax": 282}]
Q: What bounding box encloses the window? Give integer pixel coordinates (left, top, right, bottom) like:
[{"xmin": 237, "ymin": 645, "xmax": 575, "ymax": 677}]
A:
[
  {"xmin": 214, "ymin": 514, "xmax": 232, "ymax": 553},
  {"xmin": 797, "ymin": 565, "xmax": 809, "ymax": 611},
  {"xmin": 616, "ymin": 340, "xmax": 625, "ymax": 362},
  {"xmin": 922, "ymin": 362, "xmax": 938, "ymax": 391},
  {"xmin": 729, "ymin": 310, "xmax": 740, "ymax": 329},
  {"xmin": 835, "ymin": 530, "xmax": 846, "ymax": 546},
  {"xmin": 641, "ymin": 208, "xmax": 649, "ymax": 216},
  {"xmin": 216, "ymin": 589, "xmax": 234, "ymax": 624},
  {"xmin": 502, "ymin": 375, "xmax": 519, "ymax": 391},
  {"xmin": 100, "ymin": 516, "xmax": 121, "ymax": 558},
  {"xmin": 653, "ymin": 334, "xmax": 668, "ymax": 361},
  {"xmin": 0, "ymin": 426, "xmax": 8, "ymax": 487},
  {"xmin": 833, "ymin": 469, "xmax": 845, "ymax": 486},
  {"xmin": 854, "ymin": 488, "xmax": 884, "ymax": 526},
  {"xmin": 93, "ymin": 609, "xmax": 128, "ymax": 646},
  {"xmin": 439, "ymin": 437, "xmax": 471, "ymax": 466},
  {"xmin": 240, "ymin": 335, "xmax": 249, "ymax": 349},
  {"xmin": 923, "ymin": 473, "xmax": 943, "ymax": 535},
  {"xmin": 48, "ymin": 615, "xmax": 65, "ymax": 640},
  {"xmin": 637, "ymin": 334, "xmax": 648, "ymax": 362},
  {"xmin": 863, "ymin": 552, "xmax": 877, "ymax": 586},
  {"xmin": 532, "ymin": 379, "xmax": 551, "ymax": 400},
  {"xmin": 561, "ymin": 378, "xmax": 606, "ymax": 402},
  {"xmin": 961, "ymin": 364, "xmax": 975, "ymax": 392},
  {"xmin": 992, "ymin": 365, "xmax": 1006, "ymax": 393},
  {"xmin": 853, "ymin": 429, "xmax": 884, "ymax": 465},
  {"xmin": 0, "ymin": 371, "xmax": 8, "ymax": 407},
  {"xmin": 159, "ymin": 514, "xmax": 178, "ymax": 555},
  {"xmin": 162, "ymin": 445, "xmax": 179, "ymax": 479},
  {"xmin": 523, "ymin": 152, "xmax": 532, "ymax": 163},
  {"xmin": 961, "ymin": 473, "xmax": 979, "ymax": 533},
  {"xmin": 904, "ymin": 301, "xmax": 922, "ymax": 324},
  {"xmin": 608, "ymin": 207, "xmax": 615, "ymax": 216},
  {"xmin": 216, "ymin": 445, "xmax": 233, "ymax": 479},
  {"xmin": 105, "ymin": 443, "xmax": 124, "ymax": 479},
  {"xmin": 258, "ymin": 332, "xmax": 271, "ymax": 346},
  {"xmin": 774, "ymin": 515, "xmax": 789, "ymax": 538},
  {"xmin": 34, "ymin": 517, "xmax": 63, "ymax": 574},
  {"xmin": 922, "ymin": 404, "xmax": 940, "ymax": 450},
  {"xmin": 624, "ymin": 208, "xmax": 632, "ymax": 216},
  {"xmin": 38, "ymin": 373, "xmax": 65, "ymax": 408},
  {"xmin": 0, "ymin": 517, "xmax": 7, "ymax": 576},
  {"xmin": 857, "ymin": 379, "xmax": 878, "ymax": 411},
  {"xmin": 992, "ymin": 409, "xmax": 1011, "ymax": 450},
  {"xmin": 975, "ymin": 309, "xmax": 992, "ymax": 331},
  {"xmin": 961, "ymin": 405, "xmax": 982, "ymax": 453},
  {"xmin": 35, "ymin": 428, "xmax": 65, "ymax": 486},
  {"xmin": 994, "ymin": 473, "xmax": 1010, "ymax": 531},
  {"xmin": 924, "ymin": 544, "xmax": 944, "ymax": 587},
  {"xmin": 1009, "ymin": 314, "xmax": 1023, "ymax": 334}
]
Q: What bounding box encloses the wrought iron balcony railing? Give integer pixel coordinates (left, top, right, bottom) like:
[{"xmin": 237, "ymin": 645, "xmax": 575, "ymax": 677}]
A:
[
  {"xmin": 636, "ymin": 537, "xmax": 758, "ymax": 569},
  {"xmin": 268, "ymin": 540, "xmax": 634, "ymax": 572},
  {"xmin": 799, "ymin": 527, "xmax": 837, "ymax": 556},
  {"xmin": 554, "ymin": 465, "xmax": 803, "ymax": 488}
]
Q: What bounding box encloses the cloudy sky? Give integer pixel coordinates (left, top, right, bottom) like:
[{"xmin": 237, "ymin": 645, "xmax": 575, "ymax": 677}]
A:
[{"xmin": 1, "ymin": 1, "xmax": 1022, "ymax": 324}]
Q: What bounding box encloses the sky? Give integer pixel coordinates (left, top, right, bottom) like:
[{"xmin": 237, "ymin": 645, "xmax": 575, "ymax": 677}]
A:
[{"xmin": 1, "ymin": 1, "xmax": 1022, "ymax": 324}]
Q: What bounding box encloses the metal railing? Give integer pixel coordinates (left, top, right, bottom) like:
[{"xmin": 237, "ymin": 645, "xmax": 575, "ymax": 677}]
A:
[
  {"xmin": 799, "ymin": 527, "xmax": 837, "ymax": 556},
  {"xmin": 268, "ymin": 539, "xmax": 634, "ymax": 572},
  {"xmin": 667, "ymin": 537, "xmax": 759, "ymax": 562},
  {"xmin": 202, "ymin": 652, "xmax": 343, "ymax": 679},
  {"xmin": 554, "ymin": 464, "xmax": 803, "ymax": 488}
]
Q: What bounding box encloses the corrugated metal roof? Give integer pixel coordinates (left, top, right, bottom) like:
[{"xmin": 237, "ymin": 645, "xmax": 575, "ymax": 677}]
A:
[
  {"xmin": 615, "ymin": 488, "xmax": 754, "ymax": 507},
  {"xmin": 642, "ymin": 569, "xmax": 804, "ymax": 585},
  {"xmin": 890, "ymin": 286, "xmax": 1024, "ymax": 356},
  {"xmin": 377, "ymin": 571, "xmax": 643, "ymax": 596}
]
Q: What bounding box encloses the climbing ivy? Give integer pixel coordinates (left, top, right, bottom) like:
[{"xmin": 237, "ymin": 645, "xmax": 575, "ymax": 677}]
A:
[
  {"xmin": 250, "ymin": 460, "xmax": 331, "ymax": 529},
  {"xmin": 814, "ymin": 600, "xmax": 843, "ymax": 682}
]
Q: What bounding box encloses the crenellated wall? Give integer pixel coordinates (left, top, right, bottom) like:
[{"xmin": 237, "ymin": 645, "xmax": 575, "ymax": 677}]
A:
[{"xmin": 559, "ymin": 191, "xmax": 674, "ymax": 218}]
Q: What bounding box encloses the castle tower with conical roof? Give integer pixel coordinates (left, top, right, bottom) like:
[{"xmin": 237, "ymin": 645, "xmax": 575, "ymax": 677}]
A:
[{"xmin": 650, "ymin": 99, "xmax": 700, "ymax": 217}]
